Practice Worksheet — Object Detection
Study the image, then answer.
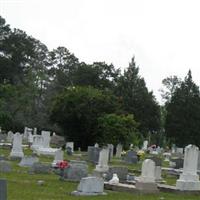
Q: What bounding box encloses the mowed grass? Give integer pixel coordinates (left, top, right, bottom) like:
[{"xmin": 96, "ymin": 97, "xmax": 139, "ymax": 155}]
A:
[{"xmin": 0, "ymin": 148, "xmax": 199, "ymax": 200}]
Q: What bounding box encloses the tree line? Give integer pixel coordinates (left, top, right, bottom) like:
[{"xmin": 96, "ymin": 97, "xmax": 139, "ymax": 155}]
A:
[{"xmin": 1, "ymin": 16, "xmax": 199, "ymax": 149}]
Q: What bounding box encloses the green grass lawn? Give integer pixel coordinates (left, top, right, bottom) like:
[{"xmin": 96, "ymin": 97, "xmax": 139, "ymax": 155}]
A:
[{"xmin": 0, "ymin": 147, "xmax": 199, "ymax": 200}]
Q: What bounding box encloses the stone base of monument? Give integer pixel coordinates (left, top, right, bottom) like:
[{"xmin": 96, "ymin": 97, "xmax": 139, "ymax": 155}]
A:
[
  {"xmin": 10, "ymin": 151, "xmax": 24, "ymax": 159},
  {"xmin": 71, "ymin": 191, "xmax": 107, "ymax": 196},
  {"xmin": 176, "ymin": 180, "xmax": 200, "ymax": 191},
  {"xmin": 135, "ymin": 181, "xmax": 159, "ymax": 193},
  {"xmin": 36, "ymin": 147, "xmax": 59, "ymax": 156}
]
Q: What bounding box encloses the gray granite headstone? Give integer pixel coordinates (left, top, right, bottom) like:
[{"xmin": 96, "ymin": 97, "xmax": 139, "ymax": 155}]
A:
[
  {"xmin": 87, "ymin": 146, "xmax": 101, "ymax": 164},
  {"xmin": 106, "ymin": 166, "xmax": 128, "ymax": 181},
  {"xmin": 19, "ymin": 156, "xmax": 39, "ymax": 167},
  {"xmin": 0, "ymin": 179, "xmax": 7, "ymax": 200},
  {"xmin": 29, "ymin": 163, "xmax": 51, "ymax": 174},
  {"xmin": 124, "ymin": 150, "xmax": 138, "ymax": 164},
  {"xmin": 72, "ymin": 177, "xmax": 105, "ymax": 196},
  {"xmin": 63, "ymin": 160, "xmax": 88, "ymax": 181},
  {"xmin": 0, "ymin": 161, "xmax": 11, "ymax": 173}
]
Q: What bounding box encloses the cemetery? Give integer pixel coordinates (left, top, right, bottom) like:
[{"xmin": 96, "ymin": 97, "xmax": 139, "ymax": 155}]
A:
[
  {"xmin": 1, "ymin": 130, "xmax": 200, "ymax": 199},
  {"xmin": 1, "ymin": 5, "xmax": 200, "ymax": 200}
]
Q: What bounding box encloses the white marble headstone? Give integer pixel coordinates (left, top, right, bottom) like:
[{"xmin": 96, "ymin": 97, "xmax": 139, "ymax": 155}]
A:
[{"xmin": 10, "ymin": 132, "xmax": 24, "ymax": 158}]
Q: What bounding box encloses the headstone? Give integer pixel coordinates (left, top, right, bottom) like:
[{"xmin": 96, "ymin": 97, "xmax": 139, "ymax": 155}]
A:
[
  {"xmin": 136, "ymin": 159, "xmax": 158, "ymax": 193},
  {"xmin": 106, "ymin": 166, "xmax": 128, "ymax": 181},
  {"xmin": 176, "ymin": 148, "xmax": 184, "ymax": 154},
  {"xmin": 10, "ymin": 132, "xmax": 24, "ymax": 158},
  {"xmin": 41, "ymin": 131, "xmax": 51, "ymax": 148},
  {"xmin": 31, "ymin": 135, "xmax": 44, "ymax": 151},
  {"xmin": 72, "ymin": 177, "xmax": 105, "ymax": 196},
  {"xmin": 87, "ymin": 146, "xmax": 101, "ymax": 164},
  {"xmin": 95, "ymin": 148, "xmax": 109, "ymax": 172},
  {"xmin": 29, "ymin": 163, "xmax": 51, "ymax": 174},
  {"xmin": 7, "ymin": 131, "xmax": 14, "ymax": 143},
  {"xmin": 176, "ymin": 144, "xmax": 200, "ymax": 191},
  {"xmin": 142, "ymin": 140, "xmax": 148, "ymax": 150},
  {"xmin": 33, "ymin": 127, "xmax": 37, "ymax": 135},
  {"xmin": 66, "ymin": 142, "xmax": 74, "ymax": 152},
  {"xmin": 52, "ymin": 149, "xmax": 64, "ymax": 167},
  {"xmin": 0, "ymin": 179, "xmax": 7, "ymax": 200},
  {"xmin": 94, "ymin": 143, "xmax": 99, "ymax": 148},
  {"xmin": 50, "ymin": 135, "xmax": 65, "ymax": 147},
  {"xmin": 19, "ymin": 156, "xmax": 39, "ymax": 167},
  {"xmin": 163, "ymin": 152, "xmax": 171, "ymax": 161},
  {"xmin": 116, "ymin": 144, "xmax": 122, "ymax": 158},
  {"xmin": 28, "ymin": 133, "xmax": 33, "ymax": 143},
  {"xmin": 148, "ymin": 156, "xmax": 162, "ymax": 166},
  {"xmin": 170, "ymin": 158, "xmax": 183, "ymax": 169},
  {"xmin": 108, "ymin": 144, "xmax": 114, "ymax": 159},
  {"xmin": 0, "ymin": 161, "xmax": 11, "ymax": 173},
  {"xmin": 124, "ymin": 150, "xmax": 138, "ymax": 164},
  {"xmin": 63, "ymin": 160, "xmax": 88, "ymax": 181}
]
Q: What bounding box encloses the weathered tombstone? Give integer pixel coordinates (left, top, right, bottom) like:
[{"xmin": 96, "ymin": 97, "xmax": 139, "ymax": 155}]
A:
[
  {"xmin": 87, "ymin": 146, "xmax": 101, "ymax": 164},
  {"xmin": 116, "ymin": 144, "xmax": 122, "ymax": 158},
  {"xmin": 52, "ymin": 149, "xmax": 63, "ymax": 167},
  {"xmin": 31, "ymin": 135, "xmax": 44, "ymax": 151},
  {"xmin": 0, "ymin": 179, "xmax": 7, "ymax": 200},
  {"xmin": 10, "ymin": 132, "xmax": 24, "ymax": 158},
  {"xmin": 19, "ymin": 156, "xmax": 39, "ymax": 167},
  {"xmin": 94, "ymin": 143, "xmax": 99, "ymax": 148},
  {"xmin": 33, "ymin": 127, "xmax": 37, "ymax": 135},
  {"xmin": 7, "ymin": 131, "xmax": 13, "ymax": 143},
  {"xmin": 29, "ymin": 163, "xmax": 51, "ymax": 174},
  {"xmin": 106, "ymin": 166, "xmax": 128, "ymax": 181},
  {"xmin": 124, "ymin": 150, "xmax": 138, "ymax": 164},
  {"xmin": 41, "ymin": 131, "xmax": 51, "ymax": 148},
  {"xmin": 142, "ymin": 140, "xmax": 148, "ymax": 150},
  {"xmin": 163, "ymin": 152, "xmax": 171, "ymax": 161},
  {"xmin": 176, "ymin": 148, "xmax": 184, "ymax": 154},
  {"xmin": 0, "ymin": 161, "xmax": 11, "ymax": 173},
  {"xmin": 66, "ymin": 142, "xmax": 74, "ymax": 152},
  {"xmin": 72, "ymin": 177, "xmax": 105, "ymax": 196},
  {"xmin": 136, "ymin": 159, "xmax": 158, "ymax": 193},
  {"xmin": 176, "ymin": 144, "xmax": 200, "ymax": 191},
  {"xmin": 108, "ymin": 144, "xmax": 114, "ymax": 159},
  {"xmin": 170, "ymin": 158, "xmax": 183, "ymax": 169},
  {"xmin": 50, "ymin": 135, "xmax": 65, "ymax": 147},
  {"xmin": 95, "ymin": 148, "xmax": 109, "ymax": 172},
  {"xmin": 63, "ymin": 160, "xmax": 88, "ymax": 181}
]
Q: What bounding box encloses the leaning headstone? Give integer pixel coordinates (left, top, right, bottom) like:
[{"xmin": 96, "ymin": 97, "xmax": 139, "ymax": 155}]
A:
[
  {"xmin": 95, "ymin": 148, "xmax": 109, "ymax": 172},
  {"xmin": 116, "ymin": 144, "xmax": 122, "ymax": 158},
  {"xmin": 0, "ymin": 179, "xmax": 7, "ymax": 200},
  {"xmin": 124, "ymin": 150, "xmax": 138, "ymax": 164},
  {"xmin": 10, "ymin": 132, "xmax": 24, "ymax": 158},
  {"xmin": 19, "ymin": 156, "xmax": 39, "ymax": 167},
  {"xmin": 63, "ymin": 160, "xmax": 88, "ymax": 181},
  {"xmin": 136, "ymin": 159, "xmax": 158, "ymax": 193},
  {"xmin": 106, "ymin": 166, "xmax": 128, "ymax": 182},
  {"xmin": 87, "ymin": 146, "xmax": 101, "ymax": 164},
  {"xmin": 176, "ymin": 144, "xmax": 200, "ymax": 191},
  {"xmin": 52, "ymin": 149, "xmax": 63, "ymax": 167},
  {"xmin": 71, "ymin": 177, "xmax": 106, "ymax": 196},
  {"xmin": 0, "ymin": 161, "xmax": 11, "ymax": 173}
]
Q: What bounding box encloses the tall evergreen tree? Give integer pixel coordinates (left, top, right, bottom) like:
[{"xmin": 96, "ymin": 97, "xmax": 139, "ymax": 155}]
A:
[
  {"xmin": 165, "ymin": 70, "xmax": 200, "ymax": 146},
  {"xmin": 115, "ymin": 57, "xmax": 161, "ymax": 136}
]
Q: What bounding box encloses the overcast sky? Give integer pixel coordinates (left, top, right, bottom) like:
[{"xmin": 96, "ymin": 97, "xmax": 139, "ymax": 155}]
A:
[{"xmin": 1, "ymin": 0, "xmax": 200, "ymax": 103}]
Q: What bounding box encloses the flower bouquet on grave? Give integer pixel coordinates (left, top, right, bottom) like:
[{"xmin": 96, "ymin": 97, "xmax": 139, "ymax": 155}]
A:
[{"xmin": 56, "ymin": 160, "xmax": 69, "ymax": 180}]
